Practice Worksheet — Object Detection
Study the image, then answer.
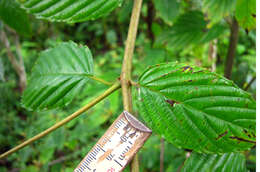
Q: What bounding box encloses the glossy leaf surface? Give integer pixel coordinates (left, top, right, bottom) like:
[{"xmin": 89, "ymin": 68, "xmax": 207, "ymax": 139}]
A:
[
  {"xmin": 182, "ymin": 152, "xmax": 247, "ymax": 172},
  {"xmin": 18, "ymin": 0, "xmax": 123, "ymax": 23},
  {"xmin": 0, "ymin": 0, "xmax": 31, "ymax": 36},
  {"xmin": 22, "ymin": 41, "xmax": 94, "ymax": 111},
  {"xmin": 136, "ymin": 62, "xmax": 256, "ymax": 153}
]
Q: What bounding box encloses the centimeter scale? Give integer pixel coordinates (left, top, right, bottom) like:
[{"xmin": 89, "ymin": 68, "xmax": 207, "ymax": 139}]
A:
[{"xmin": 74, "ymin": 111, "xmax": 152, "ymax": 172}]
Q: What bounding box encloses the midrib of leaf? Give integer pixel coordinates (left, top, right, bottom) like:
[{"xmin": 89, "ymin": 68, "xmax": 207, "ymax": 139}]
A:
[
  {"xmin": 32, "ymin": 73, "xmax": 93, "ymax": 78},
  {"xmin": 138, "ymin": 84, "xmax": 255, "ymax": 132}
]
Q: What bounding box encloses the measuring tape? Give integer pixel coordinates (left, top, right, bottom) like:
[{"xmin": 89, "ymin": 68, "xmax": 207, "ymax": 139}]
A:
[{"xmin": 74, "ymin": 111, "xmax": 152, "ymax": 172}]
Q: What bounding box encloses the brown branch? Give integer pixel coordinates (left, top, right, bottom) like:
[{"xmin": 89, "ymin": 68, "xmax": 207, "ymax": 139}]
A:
[
  {"xmin": 224, "ymin": 18, "xmax": 239, "ymax": 79},
  {"xmin": 160, "ymin": 138, "xmax": 165, "ymax": 172},
  {"xmin": 120, "ymin": 0, "xmax": 143, "ymax": 171},
  {"xmin": 48, "ymin": 150, "xmax": 81, "ymax": 167},
  {"xmin": 15, "ymin": 34, "xmax": 27, "ymax": 91},
  {"xmin": 208, "ymin": 40, "xmax": 217, "ymax": 72},
  {"xmin": 244, "ymin": 76, "xmax": 256, "ymax": 91},
  {"xmin": 146, "ymin": 1, "xmax": 155, "ymax": 43},
  {"xmin": 0, "ymin": 30, "xmax": 27, "ymax": 92}
]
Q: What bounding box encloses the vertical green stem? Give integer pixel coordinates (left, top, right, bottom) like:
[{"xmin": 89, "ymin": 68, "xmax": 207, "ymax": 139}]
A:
[{"xmin": 120, "ymin": 0, "xmax": 143, "ymax": 171}]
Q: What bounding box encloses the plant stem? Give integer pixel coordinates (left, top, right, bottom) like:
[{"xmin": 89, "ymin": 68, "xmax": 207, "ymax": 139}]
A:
[
  {"xmin": 244, "ymin": 76, "xmax": 256, "ymax": 91},
  {"xmin": 0, "ymin": 29, "xmax": 27, "ymax": 92},
  {"xmin": 14, "ymin": 34, "xmax": 27, "ymax": 92},
  {"xmin": 146, "ymin": 0, "xmax": 155, "ymax": 43},
  {"xmin": 208, "ymin": 40, "xmax": 218, "ymax": 72},
  {"xmin": 160, "ymin": 138, "xmax": 165, "ymax": 172},
  {"xmin": 0, "ymin": 81, "xmax": 121, "ymax": 159},
  {"xmin": 121, "ymin": 0, "xmax": 143, "ymax": 171},
  {"xmin": 89, "ymin": 75, "xmax": 113, "ymax": 86},
  {"xmin": 224, "ymin": 18, "xmax": 239, "ymax": 79}
]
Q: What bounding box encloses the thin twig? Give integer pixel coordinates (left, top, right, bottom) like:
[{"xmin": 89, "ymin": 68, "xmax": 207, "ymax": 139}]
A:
[
  {"xmin": 224, "ymin": 18, "xmax": 239, "ymax": 79},
  {"xmin": 208, "ymin": 40, "xmax": 217, "ymax": 72},
  {"xmin": 244, "ymin": 76, "xmax": 256, "ymax": 91},
  {"xmin": 160, "ymin": 138, "xmax": 165, "ymax": 172},
  {"xmin": 15, "ymin": 34, "xmax": 27, "ymax": 91},
  {"xmin": 0, "ymin": 30, "xmax": 27, "ymax": 91},
  {"xmin": 88, "ymin": 75, "xmax": 113, "ymax": 86},
  {"xmin": 48, "ymin": 150, "xmax": 81, "ymax": 167},
  {"xmin": 0, "ymin": 81, "xmax": 121, "ymax": 159},
  {"xmin": 120, "ymin": 0, "xmax": 143, "ymax": 171}
]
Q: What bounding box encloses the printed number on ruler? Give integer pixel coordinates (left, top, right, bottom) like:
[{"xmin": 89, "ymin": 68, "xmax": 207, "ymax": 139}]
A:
[{"xmin": 74, "ymin": 111, "xmax": 152, "ymax": 172}]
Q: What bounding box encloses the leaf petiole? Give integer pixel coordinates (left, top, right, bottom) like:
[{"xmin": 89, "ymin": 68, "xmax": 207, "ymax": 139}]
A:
[{"xmin": 0, "ymin": 81, "xmax": 121, "ymax": 159}]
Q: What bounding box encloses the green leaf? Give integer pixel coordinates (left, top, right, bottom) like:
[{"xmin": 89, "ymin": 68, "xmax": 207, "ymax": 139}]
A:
[
  {"xmin": 182, "ymin": 152, "xmax": 247, "ymax": 172},
  {"xmin": 203, "ymin": 0, "xmax": 236, "ymax": 23},
  {"xmin": 156, "ymin": 11, "xmax": 225, "ymax": 49},
  {"xmin": 153, "ymin": 0, "xmax": 179, "ymax": 25},
  {"xmin": 22, "ymin": 41, "xmax": 94, "ymax": 111},
  {"xmin": 0, "ymin": 0, "xmax": 31, "ymax": 36},
  {"xmin": 18, "ymin": 0, "xmax": 123, "ymax": 23},
  {"xmin": 235, "ymin": 0, "xmax": 256, "ymax": 30},
  {"xmin": 136, "ymin": 62, "xmax": 256, "ymax": 153}
]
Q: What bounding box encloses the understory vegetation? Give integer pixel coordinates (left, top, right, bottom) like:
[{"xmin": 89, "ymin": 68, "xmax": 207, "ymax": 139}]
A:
[{"xmin": 0, "ymin": 0, "xmax": 256, "ymax": 171}]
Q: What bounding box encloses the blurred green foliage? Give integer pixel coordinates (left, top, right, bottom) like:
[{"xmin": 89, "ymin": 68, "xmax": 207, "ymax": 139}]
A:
[{"xmin": 0, "ymin": 0, "xmax": 255, "ymax": 171}]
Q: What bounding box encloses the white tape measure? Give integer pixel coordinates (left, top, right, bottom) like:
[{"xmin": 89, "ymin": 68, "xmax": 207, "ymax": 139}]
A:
[{"xmin": 74, "ymin": 111, "xmax": 152, "ymax": 172}]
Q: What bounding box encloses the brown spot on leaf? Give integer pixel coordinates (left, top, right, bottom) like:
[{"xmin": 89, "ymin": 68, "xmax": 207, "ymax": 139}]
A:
[
  {"xmin": 184, "ymin": 149, "xmax": 192, "ymax": 152},
  {"xmin": 252, "ymin": 133, "xmax": 256, "ymax": 138},
  {"xmin": 166, "ymin": 99, "xmax": 177, "ymax": 106},
  {"xmin": 182, "ymin": 66, "xmax": 193, "ymax": 72},
  {"xmin": 216, "ymin": 131, "xmax": 228, "ymax": 140},
  {"xmin": 229, "ymin": 136, "xmax": 256, "ymax": 144}
]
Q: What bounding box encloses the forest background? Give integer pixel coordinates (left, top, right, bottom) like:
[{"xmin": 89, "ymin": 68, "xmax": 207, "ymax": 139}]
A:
[{"xmin": 0, "ymin": 0, "xmax": 256, "ymax": 171}]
